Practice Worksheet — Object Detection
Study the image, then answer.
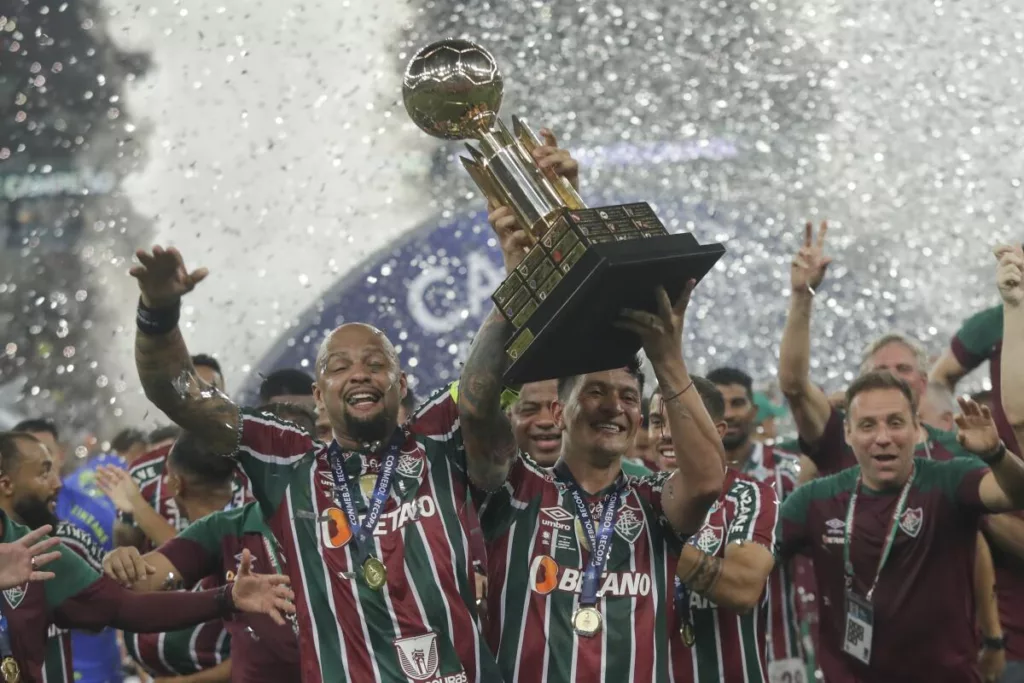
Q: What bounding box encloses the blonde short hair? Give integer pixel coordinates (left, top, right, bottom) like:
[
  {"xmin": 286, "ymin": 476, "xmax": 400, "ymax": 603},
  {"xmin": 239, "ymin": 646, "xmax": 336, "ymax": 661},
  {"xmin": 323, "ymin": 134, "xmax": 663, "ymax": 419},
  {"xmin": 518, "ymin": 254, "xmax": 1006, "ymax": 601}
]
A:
[{"xmin": 859, "ymin": 333, "xmax": 930, "ymax": 376}]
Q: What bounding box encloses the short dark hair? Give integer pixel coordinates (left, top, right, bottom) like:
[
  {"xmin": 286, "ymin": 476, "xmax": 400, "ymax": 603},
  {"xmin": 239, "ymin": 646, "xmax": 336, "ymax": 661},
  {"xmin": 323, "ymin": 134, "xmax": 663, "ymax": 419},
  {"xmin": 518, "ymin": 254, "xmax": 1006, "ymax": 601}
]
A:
[
  {"xmin": 401, "ymin": 388, "xmax": 418, "ymax": 413},
  {"xmin": 706, "ymin": 367, "xmax": 754, "ymax": 401},
  {"xmin": 556, "ymin": 355, "xmax": 645, "ymax": 403},
  {"xmin": 258, "ymin": 403, "xmax": 316, "ymax": 436},
  {"xmin": 845, "ymin": 370, "xmax": 917, "ymax": 417},
  {"xmin": 111, "ymin": 428, "xmax": 147, "ymax": 454},
  {"xmin": 652, "ymin": 377, "xmax": 725, "ymax": 422},
  {"xmin": 191, "ymin": 354, "xmax": 223, "ymax": 376},
  {"xmin": 12, "ymin": 418, "xmax": 58, "ymax": 441},
  {"xmin": 167, "ymin": 431, "xmax": 238, "ymax": 488},
  {"xmin": 259, "ymin": 368, "xmax": 314, "ymax": 404},
  {"xmin": 148, "ymin": 425, "xmax": 183, "ymax": 445},
  {"xmin": 0, "ymin": 432, "xmax": 40, "ymax": 474}
]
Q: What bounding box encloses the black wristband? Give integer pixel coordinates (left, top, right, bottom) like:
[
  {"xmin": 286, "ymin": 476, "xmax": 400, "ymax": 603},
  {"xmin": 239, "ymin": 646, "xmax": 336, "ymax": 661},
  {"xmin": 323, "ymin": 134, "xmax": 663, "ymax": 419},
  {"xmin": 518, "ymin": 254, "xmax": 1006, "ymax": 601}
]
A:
[
  {"xmin": 119, "ymin": 512, "xmax": 135, "ymax": 526},
  {"xmin": 216, "ymin": 583, "xmax": 238, "ymax": 616},
  {"xmin": 981, "ymin": 442, "xmax": 1008, "ymax": 466},
  {"xmin": 136, "ymin": 298, "xmax": 181, "ymax": 336},
  {"xmin": 982, "ymin": 634, "xmax": 1007, "ymax": 650}
]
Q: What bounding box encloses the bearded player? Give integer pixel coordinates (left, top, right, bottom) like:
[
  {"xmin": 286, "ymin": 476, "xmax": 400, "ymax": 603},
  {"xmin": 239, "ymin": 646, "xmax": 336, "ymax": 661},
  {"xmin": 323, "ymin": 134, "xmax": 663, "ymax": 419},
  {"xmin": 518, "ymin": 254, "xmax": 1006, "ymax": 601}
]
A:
[{"xmin": 128, "ymin": 133, "xmax": 582, "ymax": 682}]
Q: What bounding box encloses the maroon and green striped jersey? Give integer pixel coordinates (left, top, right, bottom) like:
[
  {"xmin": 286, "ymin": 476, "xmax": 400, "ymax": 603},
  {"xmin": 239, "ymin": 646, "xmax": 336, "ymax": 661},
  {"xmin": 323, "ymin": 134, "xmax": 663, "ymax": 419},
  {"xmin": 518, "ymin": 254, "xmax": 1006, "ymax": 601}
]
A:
[
  {"xmin": 671, "ymin": 468, "xmax": 779, "ymax": 682},
  {"xmin": 229, "ymin": 388, "xmax": 501, "ymax": 683},
  {"xmin": 949, "ymin": 303, "xmax": 1024, "ymax": 660},
  {"xmin": 778, "ymin": 457, "xmax": 990, "ymax": 682},
  {"xmin": 737, "ymin": 443, "xmax": 807, "ymax": 671},
  {"xmin": 0, "ymin": 512, "xmax": 101, "ymax": 682},
  {"xmin": 40, "ymin": 521, "xmax": 106, "ymax": 683},
  {"xmin": 477, "ymin": 452, "xmax": 685, "ymax": 683},
  {"xmin": 158, "ymin": 502, "xmax": 300, "ymax": 683},
  {"xmin": 122, "ymin": 443, "xmax": 247, "ymax": 677}
]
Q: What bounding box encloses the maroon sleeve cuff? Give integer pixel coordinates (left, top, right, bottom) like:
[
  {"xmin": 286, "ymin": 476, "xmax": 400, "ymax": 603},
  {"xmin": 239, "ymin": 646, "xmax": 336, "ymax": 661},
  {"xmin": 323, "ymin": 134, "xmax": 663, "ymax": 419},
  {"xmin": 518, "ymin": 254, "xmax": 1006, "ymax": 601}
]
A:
[
  {"xmin": 157, "ymin": 537, "xmax": 219, "ymax": 588},
  {"xmin": 53, "ymin": 575, "xmax": 230, "ymax": 632},
  {"xmin": 951, "ymin": 336, "xmax": 987, "ymax": 372}
]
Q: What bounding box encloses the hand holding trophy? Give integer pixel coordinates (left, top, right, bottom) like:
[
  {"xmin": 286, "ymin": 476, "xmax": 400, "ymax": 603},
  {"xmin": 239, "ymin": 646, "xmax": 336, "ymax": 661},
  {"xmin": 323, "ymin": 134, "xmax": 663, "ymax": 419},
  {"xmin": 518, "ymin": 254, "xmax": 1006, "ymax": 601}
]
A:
[{"xmin": 403, "ymin": 39, "xmax": 725, "ymax": 384}]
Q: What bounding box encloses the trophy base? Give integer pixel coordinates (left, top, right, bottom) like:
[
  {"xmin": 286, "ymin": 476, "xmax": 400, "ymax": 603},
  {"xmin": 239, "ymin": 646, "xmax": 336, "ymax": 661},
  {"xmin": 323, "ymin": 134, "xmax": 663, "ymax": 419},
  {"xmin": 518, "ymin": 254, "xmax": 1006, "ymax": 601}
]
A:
[{"xmin": 501, "ymin": 232, "xmax": 725, "ymax": 385}]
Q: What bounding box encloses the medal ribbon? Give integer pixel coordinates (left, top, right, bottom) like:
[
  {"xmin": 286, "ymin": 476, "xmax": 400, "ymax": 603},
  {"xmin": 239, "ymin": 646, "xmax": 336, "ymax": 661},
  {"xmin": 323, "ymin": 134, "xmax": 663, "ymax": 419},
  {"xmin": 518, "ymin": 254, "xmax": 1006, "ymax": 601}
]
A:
[
  {"xmin": 0, "ymin": 607, "xmax": 11, "ymax": 660},
  {"xmin": 328, "ymin": 431, "xmax": 403, "ymax": 569},
  {"xmin": 553, "ymin": 461, "xmax": 625, "ymax": 609},
  {"xmin": 842, "ymin": 464, "xmax": 915, "ymax": 600}
]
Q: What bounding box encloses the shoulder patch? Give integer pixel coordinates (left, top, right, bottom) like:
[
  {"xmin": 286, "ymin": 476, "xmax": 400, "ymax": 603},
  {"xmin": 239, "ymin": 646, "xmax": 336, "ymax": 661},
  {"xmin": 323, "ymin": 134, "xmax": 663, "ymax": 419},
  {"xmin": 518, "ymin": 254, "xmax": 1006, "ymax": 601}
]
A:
[{"xmin": 56, "ymin": 521, "xmax": 105, "ymax": 571}]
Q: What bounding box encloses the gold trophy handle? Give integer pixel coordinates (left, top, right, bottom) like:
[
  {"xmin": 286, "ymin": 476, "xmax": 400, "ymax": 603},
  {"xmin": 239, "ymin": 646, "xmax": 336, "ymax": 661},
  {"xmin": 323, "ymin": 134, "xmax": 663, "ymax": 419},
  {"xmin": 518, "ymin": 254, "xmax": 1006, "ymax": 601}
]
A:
[
  {"xmin": 461, "ymin": 156, "xmax": 537, "ymax": 246},
  {"xmin": 512, "ymin": 116, "xmax": 585, "ymax": 210}
]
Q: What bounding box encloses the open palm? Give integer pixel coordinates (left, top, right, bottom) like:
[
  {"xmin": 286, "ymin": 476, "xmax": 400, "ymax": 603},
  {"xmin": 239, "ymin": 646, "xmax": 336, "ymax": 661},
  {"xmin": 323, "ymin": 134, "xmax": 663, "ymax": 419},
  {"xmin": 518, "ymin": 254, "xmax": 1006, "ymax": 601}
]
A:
[
  {"xmin": 130, "ymin": 246, "xmax": 208, "ymax": 308},
  {"xmin": 955, "ymin": 397, "xmax": 1002, "ymax": 456},
  {"xmin": 231, "ymin": 549, "xmax": 296, "ymax": 626},
  {"xmin": 0, "ymin": 526, "xmax": 62, "ymax": 590}
]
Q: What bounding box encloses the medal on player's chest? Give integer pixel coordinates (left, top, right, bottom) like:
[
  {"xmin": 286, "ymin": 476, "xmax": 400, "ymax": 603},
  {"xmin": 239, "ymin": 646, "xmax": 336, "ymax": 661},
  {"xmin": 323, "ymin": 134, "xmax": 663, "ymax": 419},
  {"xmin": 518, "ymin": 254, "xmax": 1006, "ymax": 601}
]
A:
[
  {"xmin": 680, "ymin": 622, "xmax": 696, "ymax": 647},
  {"xmin": 556, "ymin": 463, "xmax": 625, "ymax": 640},
  {"xmin": 572, "ymin": 606, "xmax": 602, "ymax": 637},
  {"xmin": 0, "ymin": 657, "xmax": 18, "ymax": 683},
  {"xmin": 327, "ymin": 436, "xmax": 403, "ymax": 593}
]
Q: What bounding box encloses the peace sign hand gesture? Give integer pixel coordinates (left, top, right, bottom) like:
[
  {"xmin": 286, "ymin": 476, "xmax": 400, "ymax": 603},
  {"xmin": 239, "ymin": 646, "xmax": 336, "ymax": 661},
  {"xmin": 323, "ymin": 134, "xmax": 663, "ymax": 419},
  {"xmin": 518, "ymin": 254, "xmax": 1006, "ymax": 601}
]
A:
[{"xmin": 791, "ymin": 221, "xmax": 832, "ymax": 294}]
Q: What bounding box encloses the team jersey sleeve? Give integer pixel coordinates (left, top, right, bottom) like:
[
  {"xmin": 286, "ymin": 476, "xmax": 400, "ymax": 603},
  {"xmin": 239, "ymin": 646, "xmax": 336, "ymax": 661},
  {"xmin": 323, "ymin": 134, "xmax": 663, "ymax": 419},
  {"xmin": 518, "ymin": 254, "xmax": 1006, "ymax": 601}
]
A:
[
  {"xmin": 725, "ymin": 479, "xmax": 779, "ymax": 553},
  {"xmin": 932, "ymin": 456, "xmax": 991, "ymax": 514},
  {"xmin": 55, "ymin": 521, "xmax": 106, "ymax": 574},
  {"xmin": 775, "ymin": 481, "xmax": 814, "ymax": 560},
  {"xmin": 950, "ymin": 304, "xmax": 1003, "ymax": 371},
  {"xmin": 798, "ymin": 405, "xmax": 852, "ymax": 476},
  {"xmin": 43, "ymin": 540, "xmax": 102, "ymax": 610},
  {"xmin": 157, "ymin": 508, "xmax": 241, "ymax": 587},
  {"xmin": 122, "ymin": 448, "xmax": 170, "ymax": 528},
  {"xmin": 410, "ymin": 383, "xmax": 468, "ymax": 472},
  {"xmin": 476, "ymin": 452, "xmax": 547, "ymax": 542},
  {"xmin": 235, "ymin": 408, "xmax": 316, "ymax": 518}
]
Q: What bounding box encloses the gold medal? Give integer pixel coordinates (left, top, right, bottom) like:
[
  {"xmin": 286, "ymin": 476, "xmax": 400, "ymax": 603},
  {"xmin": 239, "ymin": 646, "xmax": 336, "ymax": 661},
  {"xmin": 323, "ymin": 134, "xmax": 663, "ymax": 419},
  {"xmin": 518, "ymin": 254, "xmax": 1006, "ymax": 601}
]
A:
[
  {"xmin": 359, "ymin": 474, "xmax": 377, "ymax": 500},
  {"xmin": 572, "ymin": 606, "xmax": 602, "ymax": 637},
  {"xmin": 1, "ymin": 656, "xmax": 20, "ymax": 683},
  {"xmin": 362, "ymin": 557, "xmax": 387, "ymax": 591},
  {"xmin": 680, "ymin": 622, "xmax": 695, "ymax": 647}
]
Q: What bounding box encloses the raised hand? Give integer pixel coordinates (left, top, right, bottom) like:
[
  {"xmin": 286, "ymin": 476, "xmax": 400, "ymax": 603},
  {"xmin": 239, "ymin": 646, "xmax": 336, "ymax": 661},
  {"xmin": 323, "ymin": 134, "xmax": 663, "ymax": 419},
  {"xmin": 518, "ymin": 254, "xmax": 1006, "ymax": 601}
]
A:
[
  {"xmin": 614, "ymin": 280, "xmax": 696, "ymax": 365},
  {"xmin": 791, "ymin": 221, "xmax": 832, "ymax": 294},
  {"xmin": 994, "ymin": 244, "xmax": 1024, "ymax": 308},
  {"xmin": 230, "ymin": 549, "xmax": 296, "ymax": 626},
  {"xmin": 130, "ymin": 245, "xmax": 208, "ymax": 308},
  {"xmin": 95, "ymin": 465, "xmax": 142, "ymax": 515},
  {"xmin": 955, "ymin": 397, "xmax": 1002, "ymax": 457},
  {"xmin": 103, "ymin": 546, "xmax": 156, "ymax": 587},
  {"xmin": 533, "ymin": 129, "xmax": 580, "ymax": 190},
  {"xmin": 0, "ymin": 525, "xmax": 62, "ymax": 589}
]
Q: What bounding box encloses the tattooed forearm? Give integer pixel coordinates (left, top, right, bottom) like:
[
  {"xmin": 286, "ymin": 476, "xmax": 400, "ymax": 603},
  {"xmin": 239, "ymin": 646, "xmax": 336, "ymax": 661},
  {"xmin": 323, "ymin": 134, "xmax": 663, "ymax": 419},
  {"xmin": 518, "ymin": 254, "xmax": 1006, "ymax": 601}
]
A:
[
  {"xmin": 681, "ymin": 551, "xmax": 724, "ymax": 596},
  {"xmin": 135, "ymin": 327, "xmax": 239, "ymax": 455},
  {"xmin": 459, "ymin": 307, "xmax": 518, "ymax": 491}
]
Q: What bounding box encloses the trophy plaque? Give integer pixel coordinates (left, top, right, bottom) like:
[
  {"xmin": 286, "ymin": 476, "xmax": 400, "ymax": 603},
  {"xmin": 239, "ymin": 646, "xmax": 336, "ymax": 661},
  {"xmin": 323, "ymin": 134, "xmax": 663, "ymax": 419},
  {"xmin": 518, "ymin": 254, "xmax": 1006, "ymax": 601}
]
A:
[{"xmin": 403, "ymin": 38, "xmax": 725, "ymax": 384}]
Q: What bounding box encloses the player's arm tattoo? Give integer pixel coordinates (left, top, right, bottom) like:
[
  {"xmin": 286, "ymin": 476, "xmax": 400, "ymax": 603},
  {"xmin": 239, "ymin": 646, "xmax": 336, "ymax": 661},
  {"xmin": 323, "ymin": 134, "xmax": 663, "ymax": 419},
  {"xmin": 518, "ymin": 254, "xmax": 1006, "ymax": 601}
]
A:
[
  {"xmin": 681, "ymin": 550, "xmax": 724, "ymax": 597},
  {"xmin": 458, "ymin": 308, "xmax": 518, "ymax": 491},
  {"xmin": 136, "ymin": 325, "xmax": 240, "ymax": 455}
]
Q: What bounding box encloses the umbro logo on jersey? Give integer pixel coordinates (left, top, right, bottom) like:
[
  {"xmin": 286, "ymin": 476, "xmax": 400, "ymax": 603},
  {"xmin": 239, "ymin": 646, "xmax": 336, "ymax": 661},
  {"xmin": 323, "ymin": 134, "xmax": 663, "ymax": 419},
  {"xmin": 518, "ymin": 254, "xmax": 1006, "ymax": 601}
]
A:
[
  {"xmin": 529, "ymin": 554, "xmax": 652, "ymax": 597},
  {"xmin": 823, "ymin": 517, "xmax": 846, "ymax": 544},
  {"xmin": 3, "ymin": 584, "xmax": 26, "ymax": 609},
  {"xmin": 540, "ymin": 507, "xmax": 573, "ymax": 532},
  {"xmin": 899, "ymin": 507, "xmax": 923, "ymax": 538}
]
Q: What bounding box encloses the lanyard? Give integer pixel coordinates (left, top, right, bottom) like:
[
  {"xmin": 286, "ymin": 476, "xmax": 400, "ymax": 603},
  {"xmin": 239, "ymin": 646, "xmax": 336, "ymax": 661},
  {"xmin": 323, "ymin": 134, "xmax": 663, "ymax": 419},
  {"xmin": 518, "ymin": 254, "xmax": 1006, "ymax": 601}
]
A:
[
  {"xmin": 0, "ymin": 606, "xmax": 11, "ymax": 658},
  {"xmin": 553, "ymin": 461, "xmax": 625, "ymax": 608},
  {"xmin": 843, "ymin": 465, "xmax": 915, "ymax": 600},
  {"xmin": 327, "ymin": 431, "xmax": 403, "ymax": 568}
]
